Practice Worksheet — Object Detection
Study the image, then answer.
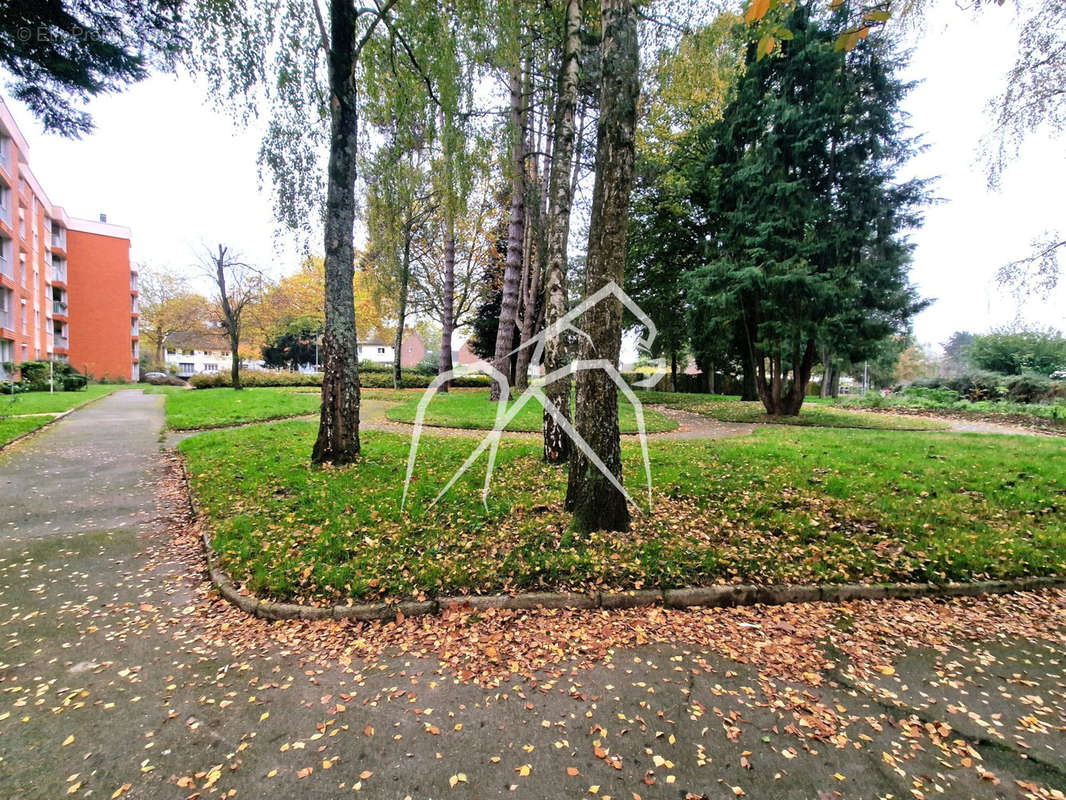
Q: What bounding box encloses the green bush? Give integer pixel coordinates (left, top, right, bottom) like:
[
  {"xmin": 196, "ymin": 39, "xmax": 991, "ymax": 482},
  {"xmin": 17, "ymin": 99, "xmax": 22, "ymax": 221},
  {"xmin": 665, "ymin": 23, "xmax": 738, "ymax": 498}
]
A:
[
  {"xmin": 189, "ymin": 369, "xmax": 492, "ymax": 390},
  {"xmin": 902, "ymin": 385, "xmax": 959, "ymax": 404},
  {"xmin": 1004, "ymin": 373, "xmax": 1053, "ymax": 404},
  {"xmin": 61, "ymin": 374, "xmax": 88, "ymax": 392},
  {"xmin": 944, "ymin": 370, "xmax": 1005, "ymax": 402},
  {"xmin": 8, "ymin": 361, "xmax": 86, "ymax": 392}
]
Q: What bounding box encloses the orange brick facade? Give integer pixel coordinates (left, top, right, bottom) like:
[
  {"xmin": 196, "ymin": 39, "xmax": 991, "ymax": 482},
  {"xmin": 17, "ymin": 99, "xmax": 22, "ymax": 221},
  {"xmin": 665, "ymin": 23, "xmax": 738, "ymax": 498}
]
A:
[{"xmin": 1, "ymin": 97, "xmax": 137, "ymax": 381}]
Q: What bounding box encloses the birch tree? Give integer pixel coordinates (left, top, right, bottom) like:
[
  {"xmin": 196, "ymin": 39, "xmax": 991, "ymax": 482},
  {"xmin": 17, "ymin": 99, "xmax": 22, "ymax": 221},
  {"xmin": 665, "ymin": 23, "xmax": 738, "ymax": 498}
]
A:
[{"xmin": 564, "ymin": 0, "xmax": 640, "ymax": 532}]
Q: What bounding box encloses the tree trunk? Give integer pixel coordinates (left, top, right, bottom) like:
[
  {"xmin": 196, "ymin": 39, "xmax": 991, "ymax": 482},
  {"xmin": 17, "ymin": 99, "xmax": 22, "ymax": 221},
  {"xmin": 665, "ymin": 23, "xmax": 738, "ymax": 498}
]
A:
[
  {"xmin": 781, "ymin": 339, "xmax": 816, "ymax": 415},
  {"xmin": 565, "ymin": 0, "xmax": 638, "ymax": 533},
  {"xmin": 514, "ymin": 248, "xmax": 542, "ymax": 391},
  {"xmin": 392, "ymin": 230, "xmax": 411, "ymax": 391},
  {"xmin": 438, "ymin": 220, "xmax": 456, "ymax": 392},
  {"xmin": 230, "ymin": 333, "xmax": 240, "ymax": 390},
  {"xmin": 820, "ymin": 348, "xmax": 832, "ymax": 399},
  {"xmin": 670, "ymin": 350, "xmax": 678, "ymax": 392},
  {"xmin": 490, "ymin": 62, "xmax": 527, "ymax": 401},
  {"xmin": 542, "ymin": 0, "xmax": 581, "ymax": 463},
  {"xmin": 313, "ymin": 0, "xmax": 361, "ymax": 465}
]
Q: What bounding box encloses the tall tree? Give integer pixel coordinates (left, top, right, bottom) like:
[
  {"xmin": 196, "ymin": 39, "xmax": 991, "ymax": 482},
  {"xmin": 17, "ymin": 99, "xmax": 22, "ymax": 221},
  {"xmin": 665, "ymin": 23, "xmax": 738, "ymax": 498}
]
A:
[
  {"xmin": 0, "ymin": 0, "xmax": 183, "ymax": 136},
  {"xmin": 541, "ymin": 0, "xmax": 582, "ymax": 463},
  {"xmin": 201, "ymin": 244, "xmax": 266, "ymax": 391},
  {"xmin": 682, "ymin": 4, "xmax": 927, "ymax": 416},
  {"xmin": 490, "ymin": 50, "xmax": 529, "ymax": 400},
  {"xmin": 137, "ymin": 267, "xmax": 211, "ymax": 369},
  {"xmin": 565, "ymin": 0, "xmax": 640, "ymax": 533},
  {"xmin": 186, "ymin": 0, "xmax": 403, "ymax": 463}
]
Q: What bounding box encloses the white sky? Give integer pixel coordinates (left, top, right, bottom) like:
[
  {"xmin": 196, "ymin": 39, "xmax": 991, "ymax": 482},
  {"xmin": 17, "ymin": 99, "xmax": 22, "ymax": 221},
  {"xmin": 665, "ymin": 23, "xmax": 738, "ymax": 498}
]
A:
[{"xmin": 5, "ymin": 0, "xmax": 1064, "ymax": 354}]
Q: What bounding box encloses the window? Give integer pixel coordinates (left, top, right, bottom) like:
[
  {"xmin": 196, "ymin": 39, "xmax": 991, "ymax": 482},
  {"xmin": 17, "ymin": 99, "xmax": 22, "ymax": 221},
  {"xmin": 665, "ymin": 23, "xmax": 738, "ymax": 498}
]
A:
[
  {"xmin": 179, "ymin": 362, "xmax": 195, "ymax": 374},
  {"xmin": 377, "ymin": 347, "xmax": 385, "ymax": 354},
  {"xmin": 204, "ymin": 363, "xmax": 218, "ymax": 372}
]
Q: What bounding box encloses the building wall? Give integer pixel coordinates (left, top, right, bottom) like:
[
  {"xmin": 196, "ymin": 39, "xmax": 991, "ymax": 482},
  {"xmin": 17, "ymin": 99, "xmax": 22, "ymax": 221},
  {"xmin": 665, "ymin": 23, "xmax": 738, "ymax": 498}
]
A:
[
  {"xmin": 1, "ymin": 95, "xmax": 136, "ymax": 382},
  {"xmin": 399, "ymin": 331, "xmax": 425, "ymax": 367},
  {"xmin": 0, "ymin": 110, "xmax": 51, "ymax": 373},
  {"xmin": 67, "ymin": 226, "xmax": 136, "ymax": 380}
]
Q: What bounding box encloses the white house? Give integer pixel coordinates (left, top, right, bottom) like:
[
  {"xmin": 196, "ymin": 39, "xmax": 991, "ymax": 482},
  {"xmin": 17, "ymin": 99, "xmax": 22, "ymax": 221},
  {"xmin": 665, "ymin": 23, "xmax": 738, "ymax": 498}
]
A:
[
  {"xmin": 163, "ymin": 332, "xmax": 263, "ymax": 378},
  {"xmin": 164, "ymin": 331, "xmax": 398, "ymax": 377}
]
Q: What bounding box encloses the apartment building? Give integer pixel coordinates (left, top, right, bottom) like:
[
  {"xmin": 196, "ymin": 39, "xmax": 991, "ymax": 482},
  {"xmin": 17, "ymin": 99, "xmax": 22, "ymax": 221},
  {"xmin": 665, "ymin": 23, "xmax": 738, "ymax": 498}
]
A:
[{"xmin": 0, "ymin": 96, "xmax": 139, "ymax": 382}]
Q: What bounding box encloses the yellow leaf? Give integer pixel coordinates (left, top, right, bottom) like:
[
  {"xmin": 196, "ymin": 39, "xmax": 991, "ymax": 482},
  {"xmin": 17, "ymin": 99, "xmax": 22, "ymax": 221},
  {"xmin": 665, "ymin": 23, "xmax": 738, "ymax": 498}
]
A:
[
  {"xmin": 62, "ymin": 735, "xmax": 75, "ymax": 747},
  {"xmin": 110, "ymin": 785, "xmax": 132, "ymax": 799},
  {"xmin": 516, "ymin": 764, "xmax": 532, "ymax": 777},
  {"xmin": 745, "ymin": 0, "xmax": 771, "ymax": 23}
]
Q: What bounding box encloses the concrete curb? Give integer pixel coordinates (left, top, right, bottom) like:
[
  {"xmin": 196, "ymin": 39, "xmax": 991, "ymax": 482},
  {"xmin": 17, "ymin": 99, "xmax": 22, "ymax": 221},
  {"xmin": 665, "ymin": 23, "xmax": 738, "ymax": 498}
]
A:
[{"xmin": 179, "ymin": 463, "xmax": 1066, "ymax": 623}]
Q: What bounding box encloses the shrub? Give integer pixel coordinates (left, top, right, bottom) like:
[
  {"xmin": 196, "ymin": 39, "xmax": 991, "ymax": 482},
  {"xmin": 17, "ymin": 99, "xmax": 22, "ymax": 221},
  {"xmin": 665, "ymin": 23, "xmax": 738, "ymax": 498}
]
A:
[
  {"xmin": 945, "ymin": 370, "xmax": 1005, "ymax": 401},
  {"xmin": 1004, "ymin": 373, "xmax": 1052, "ymax": 404},
  {"xmin": 61, "ymin": 374, "xmax": 88, "ymax": 391},
  {"xmin": 8, "ymin": 361, "xmax": 87, "ymax": 392},
  {"xmin": 902, "ymin": 385, "xmax": 959, "ymax": 404}
]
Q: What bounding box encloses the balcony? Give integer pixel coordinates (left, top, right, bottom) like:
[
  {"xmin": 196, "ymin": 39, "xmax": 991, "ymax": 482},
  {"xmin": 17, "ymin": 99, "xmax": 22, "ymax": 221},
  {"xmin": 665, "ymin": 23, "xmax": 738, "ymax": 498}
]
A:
[
  {"xmin": 51, "ymin": 263, "xmax": 67, "ymax": 284},
  {"xmin": 54, "ymin": 335, "xmax": 68, "ymax": 351},
  {"xmin": 131, "ymin": 319, "xmax": 139, "ymax": 337},
  {"xmin": 130, "ymin": 272, "xmax": 139, "ymax": 292},
  {"xmin": 131, "ymin": 296, "xmax": 139, "ymax": 315},
  {"xmin": 0, "ymin": 254, "xmax": 10, "ymax": 281},
  {"xmin": 0, "ymin": 308, "xmax": 11, "ymax": 331},
  {"xmin": 53, "ymin": 300, "xmax": 68, "ymax": 316},
  {"xmin": 51, "ymin": 231, "xmax": 66, "ymax": 251}
]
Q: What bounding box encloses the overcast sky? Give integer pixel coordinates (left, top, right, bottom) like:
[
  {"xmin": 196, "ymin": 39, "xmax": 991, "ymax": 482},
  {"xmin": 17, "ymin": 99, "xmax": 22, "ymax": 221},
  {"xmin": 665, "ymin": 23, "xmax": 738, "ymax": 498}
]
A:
[{"xmin": 6, "ymin": 0, "xmax": 1063, "ymax": 354}]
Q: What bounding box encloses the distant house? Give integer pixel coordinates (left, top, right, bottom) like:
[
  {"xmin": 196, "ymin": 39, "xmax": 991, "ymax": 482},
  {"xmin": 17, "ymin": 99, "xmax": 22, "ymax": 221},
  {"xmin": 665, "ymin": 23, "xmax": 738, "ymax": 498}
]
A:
[
  {"xmin": 164, "ymin": 331, "xmax": 263, "ymax": 378},
  {"xmin": 457, "ymin": 340, "xmax": 480, "ymax": 366},
  {"xmin": 357, "ymin": 338, "xmax": 391, "ymax": 364},
  {"xmin": 398, "ymin": 329, "xmax": 426, "ymax": 368}
]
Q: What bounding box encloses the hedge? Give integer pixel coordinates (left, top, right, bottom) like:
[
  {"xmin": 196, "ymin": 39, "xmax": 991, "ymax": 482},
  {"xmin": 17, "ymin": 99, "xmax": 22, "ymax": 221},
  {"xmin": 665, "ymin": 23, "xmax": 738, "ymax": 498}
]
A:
[{"xmin": 189, "ymin": 369, "xmax": 492, "ymax": 390}]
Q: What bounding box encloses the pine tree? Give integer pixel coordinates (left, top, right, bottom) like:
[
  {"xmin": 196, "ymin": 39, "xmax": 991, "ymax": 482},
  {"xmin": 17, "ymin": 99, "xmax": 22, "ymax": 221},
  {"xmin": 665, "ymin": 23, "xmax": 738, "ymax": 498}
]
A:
[{"xmin": 683, "ymin": 4, "xmax": 928, "ymax": 416}]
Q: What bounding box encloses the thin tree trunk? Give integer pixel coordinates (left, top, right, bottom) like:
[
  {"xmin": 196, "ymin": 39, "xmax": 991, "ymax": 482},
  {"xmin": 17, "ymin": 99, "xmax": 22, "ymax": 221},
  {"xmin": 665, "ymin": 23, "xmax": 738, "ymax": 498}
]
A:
[
  {"xmin": 392, "ymin": 228, "xmax": 412, "ymax": 390},
  {"xmin": 490, "ymin": 62, "xmax": 527, "ymax": 401},
  {"xmin": 213, "ymin": 244, "xmax": 242, "ymax": 391},
  {"xmin": 670, "ymin": 350, "xmax": 678, "ymax": 391},
  {"xmin": 542, "ymin": 0, "xmax": 580, "ymax": 462},
  {"xmin": 565, "ymin": 0, "xmax": 639, "ymax": 533},
  {"xmin": 439, "ymin": 220, "xmax": 456, "ymax": 392},
  {"xmin": 313, "ymin": 0, "xmax": 361, "ymax": 464},
  {"xmin": 820, "ymin": 348, "xmax": 832, "ymax": 399},
  {"xmin": 230, "ymin": 333, "xmax": 240, "ymax": 389}
]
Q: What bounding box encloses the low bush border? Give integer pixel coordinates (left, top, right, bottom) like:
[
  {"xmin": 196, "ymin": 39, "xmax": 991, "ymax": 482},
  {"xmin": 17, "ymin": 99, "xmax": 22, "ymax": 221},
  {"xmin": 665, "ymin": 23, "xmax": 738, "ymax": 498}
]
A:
[{"xmin": 180, "ymin": 461, "xmax": 1066, "ymax": 621}]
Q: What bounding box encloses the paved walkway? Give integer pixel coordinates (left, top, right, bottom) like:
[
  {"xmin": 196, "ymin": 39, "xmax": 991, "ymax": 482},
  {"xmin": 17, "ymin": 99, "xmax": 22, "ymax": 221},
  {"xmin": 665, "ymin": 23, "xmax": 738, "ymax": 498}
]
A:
[{"xmin": 1, "ymin": 391, "xmax": 1064, "ymax": 799}]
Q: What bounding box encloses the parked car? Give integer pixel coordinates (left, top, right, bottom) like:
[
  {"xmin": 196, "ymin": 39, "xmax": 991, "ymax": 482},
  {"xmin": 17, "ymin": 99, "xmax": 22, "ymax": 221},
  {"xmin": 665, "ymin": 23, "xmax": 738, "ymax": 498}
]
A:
[
  {"xmin": 1050, "ymin": 370, "xmax": 1066, "ymax": 380},
  {"xmin": 144, "ymin": 372, "xmax": 168, "ymax": 380}
]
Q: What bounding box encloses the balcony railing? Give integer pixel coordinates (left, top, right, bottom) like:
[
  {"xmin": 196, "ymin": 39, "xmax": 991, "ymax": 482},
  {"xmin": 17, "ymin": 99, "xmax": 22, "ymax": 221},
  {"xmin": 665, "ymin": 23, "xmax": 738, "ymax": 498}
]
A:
[
  {"xmin": 53, "ymin": 300, "xmax": 67, "ymax": 315},
  {"xmin": 52, "ymin": 265, "xmax": 66, "ymax": 282},
  {"xmin": 0, "ymin": 309, "xmax": 11, "ymax": 330},
  {"xmin": 0, "ymin": 255, "xmax": 10, "ymax": 279},
  {"xmin": 130, "ymin": 273, "xmax": 139, "ymax": 291},
  {"xmin": 51, "ymin": 232, "xmax": 65, "ymax": 249},
  {"xmin": 54, "ymin": 335, "xmax": 68, "ymax": 349}
]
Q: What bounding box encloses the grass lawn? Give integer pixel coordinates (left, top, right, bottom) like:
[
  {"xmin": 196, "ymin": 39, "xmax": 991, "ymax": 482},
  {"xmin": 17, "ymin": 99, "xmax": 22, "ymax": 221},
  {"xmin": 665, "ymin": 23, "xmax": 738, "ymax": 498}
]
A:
[
  {"xmin": 385, "ymin": 387, "xmax": 678, "ymax": 433},
  {"xmin": 0, "ymin": 415, "xmax": 53, "ymax": 447},
  {"xmin": 159, "ymin": 386, "xmax": 322, "ymax": 430},
  {"xmin": 636, "ymin": 390, "xmax": 949, "ymax": 431},
  {"xmin": 0, "ymin": 384, "xmax": 116, "ymax": 415},
  {"xmin": 181, "ymin": 420, "xmax": 1066, "ymax": 603}
]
